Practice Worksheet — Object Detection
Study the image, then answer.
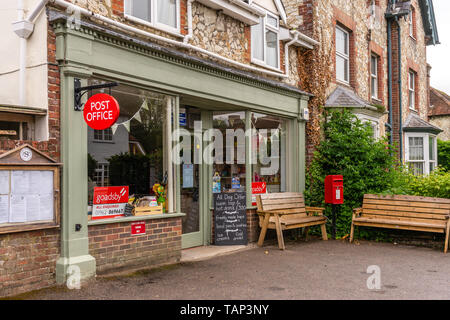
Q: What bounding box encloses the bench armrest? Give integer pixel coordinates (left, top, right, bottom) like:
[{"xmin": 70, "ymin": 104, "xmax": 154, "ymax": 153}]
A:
[
  {"xmin": 353, "ymin": 207, "xmax": 362, "ymax": 218},
  {"xmin": 306, "ymin": 206, "xmax": 325, "ymax": 216}
]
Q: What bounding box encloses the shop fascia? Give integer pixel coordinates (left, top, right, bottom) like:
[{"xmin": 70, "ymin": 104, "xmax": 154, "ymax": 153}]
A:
[{"xmin": 173, "ymin": 120, "xmax": 281, "ymax": 173}]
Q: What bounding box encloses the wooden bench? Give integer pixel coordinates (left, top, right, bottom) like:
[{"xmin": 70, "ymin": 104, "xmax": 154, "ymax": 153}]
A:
[
  {"xmin": 256, "ymin": 192, "xmax": 328, "ymax": 250},
  {"xmin": 350, "ymin": 194, "xmax": 450, "ymax": 252}
]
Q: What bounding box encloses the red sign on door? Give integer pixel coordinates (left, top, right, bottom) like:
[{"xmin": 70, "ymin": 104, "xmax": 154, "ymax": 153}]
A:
[
  {"xmin": 252, "ymin": 182, "xmax": 267, "ymax": 206},
  {"xmin": 83, "ymin": 93, "xmax": 120, "ymax": 130},
  {"xmin": 131, "ymin": 222, "xmax": 146, "ymax": 235}
]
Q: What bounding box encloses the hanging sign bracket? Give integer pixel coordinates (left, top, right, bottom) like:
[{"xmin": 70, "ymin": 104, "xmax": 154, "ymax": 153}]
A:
[{"xmin": 74, "ymin": 78, "xmax": 119, "ymax": 111}]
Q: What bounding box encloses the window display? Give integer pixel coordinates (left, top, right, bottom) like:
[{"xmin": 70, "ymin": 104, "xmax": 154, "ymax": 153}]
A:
[{"xmin": 87, "ymin": 80, "xmax": 174, "ymax": 217}]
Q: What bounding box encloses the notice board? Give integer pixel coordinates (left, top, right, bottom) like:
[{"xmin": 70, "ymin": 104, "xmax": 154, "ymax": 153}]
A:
[
  {"xmin": 0, "ymin": 144, "xmax": 61, "ymax": 234},
  {"xmin": 213, "ymin": 191, "xmax": 247, "ymax": 245}
]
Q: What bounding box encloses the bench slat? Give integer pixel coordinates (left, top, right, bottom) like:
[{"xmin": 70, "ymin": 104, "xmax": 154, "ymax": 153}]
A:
[
  {"xmin": 259, "ymin": 192, "xmax": 303, "ymax": 200},
  {"xmin": 281, "ymin": 216, "xmax": 326, "ymax": 226},
  {"xmin": 362, "ymin": 203, "xmax": 449, "ymax": 215},
  {"xmin": 361, "ymin": 209, "xmax": 448, "ymax": 220},
  {"xmin": 358, "ymin": 213, "xmax": 448, "ymax": 225},
  {"xmin": 364, "ymin": 194, "xmax": 450, "ymax": 204},
  {"xmin": 262, "ymin": 202, "xmax": 306, "ymax": 211},
  {"xmin": 353, "ymin": 217, "xmax": 446, "ymax": 229},
  {"xmin": 363, "ymin": 198, "xmax": 450, "ymax": 210},
  {"xmin": 352, "ymin": 221, "xmax": 445, "ymax": 233},
  {"xmin": 261, "ymin": 197, "xmax": 305, "ymax": 206}
]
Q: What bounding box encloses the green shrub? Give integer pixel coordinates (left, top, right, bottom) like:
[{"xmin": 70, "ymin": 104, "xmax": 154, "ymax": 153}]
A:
[
  {"xmin": 437, "ymin": 139, "xmax": 450, "ymax": 171},
  {"xmin": 409, "ymin": 168, "xmax": 450, "ymax": 198},
  {"xmin": 305, "ymin": 109, "xmax": 401, "ymax": 239}
]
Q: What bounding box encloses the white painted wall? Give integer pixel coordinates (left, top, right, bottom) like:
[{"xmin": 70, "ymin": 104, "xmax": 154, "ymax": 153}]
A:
[{"xmin": 0, "ymin": 0, "xmax": 49, "ymax": 140}]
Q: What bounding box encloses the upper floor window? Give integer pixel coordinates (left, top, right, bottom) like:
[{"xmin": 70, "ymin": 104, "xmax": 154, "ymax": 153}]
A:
[
  {"xmin": 370, "ymin": 54, "xmax": 378, "ymax": 99},
  {"xmin": 94, "ymin": 128, "xmax": 113, "ymax": 142},
  {"xmin": 408, "ymin": 70, "xmax": 416, "ymax": 110},
  {"xmin": 251, "ymin": 10, "xmax": 280, "ymax": 69},
  {"xmin": 125, "ymin": 0, "xmax": 179, "ymax": 34},
  {"xmin": 336, "ymin": 26, "xmax": 350, "ymax": 83},
  {"xmin": 369, "ymin": 0, "xmax": 376, "ymax": 18}
]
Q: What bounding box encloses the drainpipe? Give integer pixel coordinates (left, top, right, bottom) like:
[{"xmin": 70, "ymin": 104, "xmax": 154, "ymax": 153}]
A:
[
  {"xmin": 183, "ymin": 0, "xmax": 193, "ymax": 44},
  {"xmin": 387, "ymin": 17, "xmax": 393, "ymax": 147},
  {"xmin": 284, "ymin": 32, "xmax": 299, "ymax": 78},
  {"xmin": 396, "ymin": 17, "xmax": 403, "ymax": 163}
]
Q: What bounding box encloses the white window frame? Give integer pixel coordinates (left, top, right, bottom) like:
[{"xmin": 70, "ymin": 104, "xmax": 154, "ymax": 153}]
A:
[
  {"xmin": 370, "ymin": 54, "xmax": 378, "ymax": 99},
  {"xmin": 335, "ymin": 25, "xmax": 350, "ymax": 84},
  {"xmin": 124, "ymin": 0, "xmax": 181, "ymax": 37},
  {"xmin": 93, "ymin": 128, "xmax": 113, "ymax": 142},
  {"xmin": 94, "ymin": 163, "xmax": 110, "ymax": 187},
  {"xmin": 251, "ymin": 7, "xmax": 280, "ymax": 71},
  {"xmin": 408, "ymin": 9, "xmax": 414, "ymax": 38},
  {"xmin": 405, "ymin": 132, "xmax": 438, "ymax": 176},
  {"xmin": 370, "ymin": 0, "xmax": 376, "ymax": 18},
  {"xmin": 408, "ymin": 70, "xmax": 415, "ymax": 110},
  {"xmin": 356, "ymin": 114, "xmax": 380, "ymax": 139}
]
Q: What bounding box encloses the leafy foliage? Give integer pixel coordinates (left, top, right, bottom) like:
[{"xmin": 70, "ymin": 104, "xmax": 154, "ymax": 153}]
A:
[
  {"xmin": 437, "ymin": 139, "xmax": 450, "ymax": 171},
  {"xmin": 305, "ymin": 110, "xmax": 403, "ymax": 239}
]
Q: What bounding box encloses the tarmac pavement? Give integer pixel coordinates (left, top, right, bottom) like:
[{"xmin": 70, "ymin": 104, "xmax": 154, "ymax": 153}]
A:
[{"xmin": 12, "ymin": 239, "xmax": 450, "ymax": 300}]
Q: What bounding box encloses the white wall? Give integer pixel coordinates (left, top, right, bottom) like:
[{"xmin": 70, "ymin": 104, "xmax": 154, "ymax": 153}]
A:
[{"xmin": 0, "ymin": 0, "xmax": 49, "ymax": 140}]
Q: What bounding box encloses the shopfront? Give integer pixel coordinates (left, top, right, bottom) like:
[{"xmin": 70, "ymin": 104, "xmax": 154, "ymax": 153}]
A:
[{"xmin": 50, "ymin": 10, "xmax": 310, "ymax": 283}]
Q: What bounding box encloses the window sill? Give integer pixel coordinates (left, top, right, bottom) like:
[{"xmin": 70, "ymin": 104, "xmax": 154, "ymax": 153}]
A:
[
  {"xmin": 92, "ymin": 140, "xmax": 114, "ymax": 144},
  {"xmin": 409, "ymin": 35, "xmax": 417, "ymax": 42},
  {"xmin": 336, "ymin": 79, "xmax": 351, "ymax": 87},
  {"xmin": 251, "ymin": 59, "xmax": 282, "ymax": 74},
  {"xmin": 409, "ymin": 107, "xmax": 418, "ymax": 113},
  {"xmin": 124, "ymin": 14, "xmax": 183, "ymax": 39},
  {"xmin": 88, "ymin": 212, "xmax": 186, "ymax": 226}
]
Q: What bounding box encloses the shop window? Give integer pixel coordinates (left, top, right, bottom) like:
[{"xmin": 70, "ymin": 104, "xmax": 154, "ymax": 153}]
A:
[
  {"xmin": 251, "ymin": 9, "xmax": 280, "ymax": 69},
  {"xmin": 212, "ymin": 112, "xmax": 246, "ymax": 193},
  {"xmin": 124, "ymin": 0, "xmax": 180, "ymax": 34},
  {"xmin": 251, "ymin": 112, "xmax": 286, "ymax": 193},
  {"xmin": 336, "ymin": 25, "xmax": 350, "ymax": 84},
  {"xmin": 405, "ymin": 133, "xmax": 437, "ymax": 176},
  {"xmin": 87, "ymin": 80, "xmax": 175, "ymax": 213}
]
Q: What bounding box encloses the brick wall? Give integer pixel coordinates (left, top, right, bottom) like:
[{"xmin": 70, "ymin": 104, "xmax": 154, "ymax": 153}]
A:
[
  {"xmin": 0, "ymin": 229, "xmax": 60, "ymax": 298},
  {"xmin": 88, "ymin": 217, "xmax": 182, "ymax": 274},
  {"xmin": 0, "ymin": 20, "xmax": 62, "ymax": 299}
]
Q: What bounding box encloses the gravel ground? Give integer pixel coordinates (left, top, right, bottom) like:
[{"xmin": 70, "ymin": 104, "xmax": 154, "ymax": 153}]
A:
[{"xmin": 12, "ymin": 239, "xmax": 450, "ymax": 300}]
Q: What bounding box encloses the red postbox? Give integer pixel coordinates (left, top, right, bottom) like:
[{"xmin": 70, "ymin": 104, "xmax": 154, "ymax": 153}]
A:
[{"xmin": 325, "ymin": 175, "xmax": 343, "ymax": 204}]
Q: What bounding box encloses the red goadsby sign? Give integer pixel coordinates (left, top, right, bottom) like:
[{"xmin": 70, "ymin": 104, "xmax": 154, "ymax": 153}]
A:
[
  {"xmin": 92, "ymin": 186, "xmax": 129, "ymax": 220},
  {"xmin": 83, "ymin": 93, "xmax": 120, "ymax": 130}
]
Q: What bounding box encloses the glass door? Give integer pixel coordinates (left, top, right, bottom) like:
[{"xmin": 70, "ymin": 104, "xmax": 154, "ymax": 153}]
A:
[{"xmin": 181, "ymin": 107, "xmax": 204, "ymax": 248}]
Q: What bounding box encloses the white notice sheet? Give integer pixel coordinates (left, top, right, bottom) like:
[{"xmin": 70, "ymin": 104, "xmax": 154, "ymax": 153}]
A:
[
  {"xmin": 40, "ymin": 171, "xmax": 54, "ymax": 194},
  {"xmin": 0, "ymin": 171, "xmax": 9, "ymax": 194},
  {"xmin": 26, "ymin": 194, "xmax": 40, "ymax": 221},
  {"xmin": 39, "ymin": 193, "xmax": 54, "ymax": 221},
  {"xmin": 10, "ymin": 194, "xmax": 27, "ymax": 222},
  {"xmin": 0, "ymin": 195, "xmax": 9, "ymax": 224},
  {"xmin": 11, "ymin": 171, "xmax": 29, "ymax": 194}
]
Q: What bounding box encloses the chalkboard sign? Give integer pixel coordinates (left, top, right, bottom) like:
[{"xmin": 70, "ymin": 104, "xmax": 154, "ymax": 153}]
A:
[{"xmin": 213, "ymin": 192, "xmax": 247, "ymax": 245}]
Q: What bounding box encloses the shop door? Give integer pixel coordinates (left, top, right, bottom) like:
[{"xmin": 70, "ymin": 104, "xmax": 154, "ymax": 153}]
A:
[{"xmin": 181, "ymin": 108, "xmax": 205, "ymax": 248}]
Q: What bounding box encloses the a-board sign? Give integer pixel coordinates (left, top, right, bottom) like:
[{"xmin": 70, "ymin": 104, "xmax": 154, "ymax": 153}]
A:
[
  {"xmin": 213, "ymin": 192, "xmax": 247, "ymax": 245},
  {"xmin": 92, "ymin": 186, "xmax": 129, "ymax": 220},
  {"xmin": 83, "ymin": 93, "xmax": 120, "ymax": 130}
]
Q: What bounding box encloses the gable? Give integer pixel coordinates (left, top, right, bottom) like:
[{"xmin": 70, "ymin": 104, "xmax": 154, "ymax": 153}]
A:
[{"xmin": 251, "ymin": 0, "xmax": 287, "ymax": 24}]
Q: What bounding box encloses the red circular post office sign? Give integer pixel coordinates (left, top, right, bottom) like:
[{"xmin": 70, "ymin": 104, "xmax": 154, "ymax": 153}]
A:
[{"xmin": 83, "ymin": 93, "xmax": 120, "ymax": 130}]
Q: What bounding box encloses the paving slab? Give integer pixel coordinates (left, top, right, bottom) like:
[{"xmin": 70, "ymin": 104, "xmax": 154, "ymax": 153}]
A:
[{"xmin": 11, "ymin": 239, "xmax": 450, "ymax": 300}]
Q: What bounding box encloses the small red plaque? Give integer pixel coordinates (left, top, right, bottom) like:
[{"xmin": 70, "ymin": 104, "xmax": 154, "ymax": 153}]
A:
[{"xmin": 131, "ymin": 221, "xmax": 146, "ymax": 235}]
